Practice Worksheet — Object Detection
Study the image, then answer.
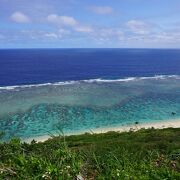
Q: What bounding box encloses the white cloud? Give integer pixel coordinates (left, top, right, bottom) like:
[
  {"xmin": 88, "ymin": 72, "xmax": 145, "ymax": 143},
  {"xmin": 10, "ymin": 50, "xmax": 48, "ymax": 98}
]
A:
[
  {"xmin": 150, "ymin": 32, "xmax": 180, "ymax": 43},
  {"xmin": 11, "ymin": 11, "xmax": 30, "ymax": 23},
  {"xmin": 125, "ymin": 30, "xmax": 180, "ymax": 45},
  {"xmin": 58, "ymin": 28, "xmax": 70, "ymax": 35},
  {"xmin": 43, "ymin": 29, "xmax": 70, "ymax": 39},
  {"xmin": 126, "ymin": 20, "xmax": 150, "ymax": 34},
  {"xmin": 44, "ymin": 33, "xmax": 58, "ymax": 39},
  {"xmin": 47, "ymin": 14, "xmax": 77, "ymax": 27},
  {"xmin": 92, "ymin": 28, "xmax": 124, "ymax": 42},
  {"xmin": 90, "ymin": 6, "xmax": 113, "ymax": 15},
  {"xmin": 75, "ymin": 25, "xmax": 93, "ymax": 33},
  {"xmin": 47, "ymin": 14, "xmax": 93, "ymax": 34}
]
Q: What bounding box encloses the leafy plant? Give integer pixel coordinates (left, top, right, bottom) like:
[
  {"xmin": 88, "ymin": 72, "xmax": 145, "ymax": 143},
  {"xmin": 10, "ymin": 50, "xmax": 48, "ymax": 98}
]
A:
[{"xmin": 0, "ymin": 128, "xmax": 180, "ymax": 179}]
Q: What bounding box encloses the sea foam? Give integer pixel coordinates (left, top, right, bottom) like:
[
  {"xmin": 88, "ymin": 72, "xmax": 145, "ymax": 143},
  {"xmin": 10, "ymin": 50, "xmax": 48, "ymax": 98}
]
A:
[{"xmin": 0, "ymin": 74, "xmax": 179, "ymax": 91}]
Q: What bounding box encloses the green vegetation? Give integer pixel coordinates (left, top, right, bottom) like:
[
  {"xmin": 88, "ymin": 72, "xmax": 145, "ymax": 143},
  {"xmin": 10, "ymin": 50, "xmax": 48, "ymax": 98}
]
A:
[{"xmin": 0, "ymin": 128, "xmax": 180, "ymax": 179}]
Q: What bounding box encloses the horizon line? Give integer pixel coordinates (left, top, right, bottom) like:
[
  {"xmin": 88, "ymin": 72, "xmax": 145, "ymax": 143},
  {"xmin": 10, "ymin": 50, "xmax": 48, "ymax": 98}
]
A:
[{"xmin": 0, "ymin": 47, "xmax": 180, "ymax": 50}]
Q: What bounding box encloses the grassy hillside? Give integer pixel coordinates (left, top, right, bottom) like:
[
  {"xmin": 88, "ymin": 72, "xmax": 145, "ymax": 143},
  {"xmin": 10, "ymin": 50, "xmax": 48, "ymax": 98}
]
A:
[{"xmin": 0, "ymin": 128, "xmax": 180, "ymax": 179}]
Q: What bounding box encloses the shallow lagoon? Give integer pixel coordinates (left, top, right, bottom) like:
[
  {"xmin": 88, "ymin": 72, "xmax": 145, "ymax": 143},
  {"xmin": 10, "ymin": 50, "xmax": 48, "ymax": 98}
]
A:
[{"xmin": 0, "ymin": 75, "xmax": 180, "ymax": 141}]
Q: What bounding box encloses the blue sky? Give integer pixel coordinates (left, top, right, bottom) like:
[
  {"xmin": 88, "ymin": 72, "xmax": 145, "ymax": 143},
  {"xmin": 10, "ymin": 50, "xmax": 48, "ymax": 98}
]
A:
[{"xmin": 0, "ymin": 0, "xmax": 180, "ymax": 48}]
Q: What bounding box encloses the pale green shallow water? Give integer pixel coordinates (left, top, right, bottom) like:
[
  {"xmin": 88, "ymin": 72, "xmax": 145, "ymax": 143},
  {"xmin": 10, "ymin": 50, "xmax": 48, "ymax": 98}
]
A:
[{"xmin": 0, "ymin": 76, "xmax": 180, "ymax": 141}]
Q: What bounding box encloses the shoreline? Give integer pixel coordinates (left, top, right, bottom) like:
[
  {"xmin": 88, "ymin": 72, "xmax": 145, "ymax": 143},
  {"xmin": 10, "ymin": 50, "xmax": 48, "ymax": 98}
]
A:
[{"xmin": 24, "ymin": 118, "xmax": 180, "ymax": 143}]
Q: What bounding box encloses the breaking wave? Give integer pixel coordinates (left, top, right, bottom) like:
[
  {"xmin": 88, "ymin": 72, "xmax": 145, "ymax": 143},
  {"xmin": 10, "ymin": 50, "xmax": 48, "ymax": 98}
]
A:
[{"xmin": 0, "ymin": 75, "xmax": 179, "ymax": 91}]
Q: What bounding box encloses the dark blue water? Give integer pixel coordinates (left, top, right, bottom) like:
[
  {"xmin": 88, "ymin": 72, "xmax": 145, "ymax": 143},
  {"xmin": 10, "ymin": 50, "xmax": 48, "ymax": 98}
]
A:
[{"xmin": 0, "ymin": 48, "xmax": 180, "ymax": 86}]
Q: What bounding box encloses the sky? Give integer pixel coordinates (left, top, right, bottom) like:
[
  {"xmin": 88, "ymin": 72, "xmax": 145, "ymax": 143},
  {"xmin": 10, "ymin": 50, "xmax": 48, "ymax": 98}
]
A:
[{"xmin": 0, "ymin": 0, "xmax": 180, "ymax": 48}]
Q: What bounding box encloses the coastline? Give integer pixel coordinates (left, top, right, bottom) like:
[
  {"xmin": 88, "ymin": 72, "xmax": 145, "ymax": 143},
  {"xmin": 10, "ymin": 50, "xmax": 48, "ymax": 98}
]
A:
[{"xmin": 24, "ymin": 118, "xmax": 180, "ymax": 143}]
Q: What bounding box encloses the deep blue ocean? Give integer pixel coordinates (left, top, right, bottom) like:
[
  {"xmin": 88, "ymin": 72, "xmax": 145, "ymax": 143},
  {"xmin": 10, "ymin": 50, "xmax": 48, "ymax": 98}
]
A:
[
  {"xmin": 0, "ymin": 48, "xmax": 180, "ymax": 86},
  {"xmin": 0, "ymin": 49, "xmax": 180, "ymax": 141}
]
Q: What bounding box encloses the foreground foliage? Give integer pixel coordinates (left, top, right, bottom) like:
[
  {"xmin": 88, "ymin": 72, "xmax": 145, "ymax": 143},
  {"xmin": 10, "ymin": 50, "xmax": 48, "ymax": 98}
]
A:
[{"xmin": 0, "ymin": 128, "xmax": 180, "ymax": 179}]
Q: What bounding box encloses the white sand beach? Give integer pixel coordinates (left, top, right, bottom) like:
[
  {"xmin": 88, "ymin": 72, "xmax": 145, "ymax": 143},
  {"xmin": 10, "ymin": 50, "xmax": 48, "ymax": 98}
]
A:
[{"xmin": 24, "ymin": 119, "xmax": 180, "ymax": 143}]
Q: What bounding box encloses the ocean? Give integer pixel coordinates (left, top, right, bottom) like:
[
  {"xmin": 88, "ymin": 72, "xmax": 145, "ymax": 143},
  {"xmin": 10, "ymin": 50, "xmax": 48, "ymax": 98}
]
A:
[{"xmin": 0, "ymin": 49, "xmax": 180, "ymax": 141}]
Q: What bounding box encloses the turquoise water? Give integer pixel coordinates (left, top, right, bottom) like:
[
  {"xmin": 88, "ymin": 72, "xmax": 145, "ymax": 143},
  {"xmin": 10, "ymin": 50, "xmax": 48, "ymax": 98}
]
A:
[{"xmin": 0, "ymin": 76, "xmax": 180, "ymax": 141}]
